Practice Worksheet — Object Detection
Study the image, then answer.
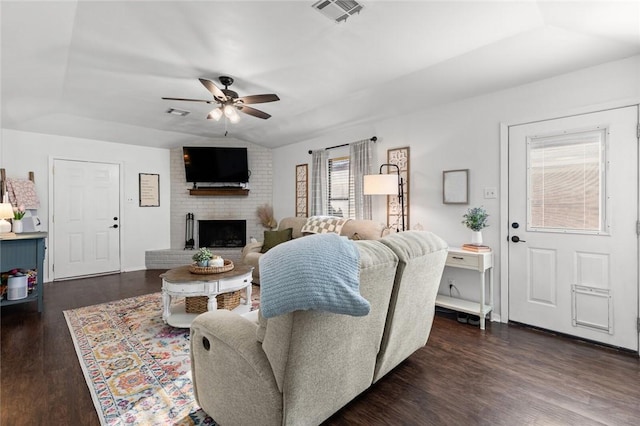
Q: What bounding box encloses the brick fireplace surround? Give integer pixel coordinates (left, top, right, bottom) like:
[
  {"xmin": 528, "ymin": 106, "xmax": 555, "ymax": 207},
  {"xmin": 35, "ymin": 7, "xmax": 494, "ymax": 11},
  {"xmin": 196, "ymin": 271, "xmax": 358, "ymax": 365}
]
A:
[{"xmin": 145, "ymin": 139, "xmax": 273, "ymax": 269}]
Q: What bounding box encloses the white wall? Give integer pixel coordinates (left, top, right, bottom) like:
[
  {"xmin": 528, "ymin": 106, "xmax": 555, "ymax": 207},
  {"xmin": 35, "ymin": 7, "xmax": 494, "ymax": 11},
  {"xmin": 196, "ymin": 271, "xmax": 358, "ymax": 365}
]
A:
[
  {"xmin": 2, "ymin": 55, "xmax": 637, "ymax": 297},
  {"xmin": 272, "ymin": 55, "xmax": 640, "ymax": 319},
  {"xmin": 0, "ymin": 129, "xmax": 171, "ymax": 279}
]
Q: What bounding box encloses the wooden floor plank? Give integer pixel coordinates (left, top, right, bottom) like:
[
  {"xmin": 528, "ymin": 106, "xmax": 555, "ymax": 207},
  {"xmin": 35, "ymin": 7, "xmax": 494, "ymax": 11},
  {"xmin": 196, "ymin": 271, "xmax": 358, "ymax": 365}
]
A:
[{"xmin": 2, "ymin": 270, "xmax": 639, "ymax": 425}]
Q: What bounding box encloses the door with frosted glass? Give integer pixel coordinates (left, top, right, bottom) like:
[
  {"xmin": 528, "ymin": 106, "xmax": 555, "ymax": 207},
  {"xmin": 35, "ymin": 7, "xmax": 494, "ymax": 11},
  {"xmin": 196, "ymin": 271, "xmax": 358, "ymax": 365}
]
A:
[{"xmin": 508, "ymin": 106, "xmax": 638, "ymax": 350}]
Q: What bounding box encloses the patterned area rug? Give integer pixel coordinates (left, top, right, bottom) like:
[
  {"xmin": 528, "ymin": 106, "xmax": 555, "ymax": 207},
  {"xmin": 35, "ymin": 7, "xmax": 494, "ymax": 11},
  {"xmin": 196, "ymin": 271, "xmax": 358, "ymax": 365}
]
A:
[{"xmin": 64, "ymin": 290, "xmax": 259, "ymax": 425}]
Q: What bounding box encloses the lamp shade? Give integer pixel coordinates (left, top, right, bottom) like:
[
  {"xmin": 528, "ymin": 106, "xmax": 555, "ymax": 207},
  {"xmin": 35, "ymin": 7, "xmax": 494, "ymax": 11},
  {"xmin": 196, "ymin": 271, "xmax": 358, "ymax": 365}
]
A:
[
  {"xmin": 228, "ymin": 112, "xmax": 240, "ymax": 123},
  {"xmin": 0, "ymin": 203, "xmax": 13, "ymax": 233},
  {"xmin": 364, "ymin": 174, "xmax": 398, "ymax": 195},
  {"xmin": 223, "ymin": 104, "xmax": 236, "ymax": 118},
  {"xmin": 207, "ymin": 107, "xmax": 223, "ymax": 121},
  {"xmin": 0, "ymin": 203, "xmax": 14, "ymax": 220}
]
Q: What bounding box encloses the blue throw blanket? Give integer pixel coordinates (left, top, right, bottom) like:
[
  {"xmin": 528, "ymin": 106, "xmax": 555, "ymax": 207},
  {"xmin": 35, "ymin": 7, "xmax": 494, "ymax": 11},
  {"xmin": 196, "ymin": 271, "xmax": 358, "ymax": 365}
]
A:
[{"xmin": 259, "ymin": 233, "xmax": 370, "ymax": 318}]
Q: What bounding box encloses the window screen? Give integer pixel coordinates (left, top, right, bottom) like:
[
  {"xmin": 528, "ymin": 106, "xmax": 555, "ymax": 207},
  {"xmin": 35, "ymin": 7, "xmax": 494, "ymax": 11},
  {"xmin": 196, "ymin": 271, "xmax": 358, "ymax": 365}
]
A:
[{"xmin": 528, "ymin": 129, "xmax": 607, "ymax": 233}]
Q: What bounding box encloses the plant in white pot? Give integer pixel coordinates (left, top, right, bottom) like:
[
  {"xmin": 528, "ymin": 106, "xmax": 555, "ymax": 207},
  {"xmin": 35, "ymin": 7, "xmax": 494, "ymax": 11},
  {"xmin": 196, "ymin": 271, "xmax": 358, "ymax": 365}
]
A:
[
  {"xmin": 192, "ymin": 247, "xmax": 213, "ymax": 267},
  {"xmin": 12, "ymin": 204, "xmax": 26, "ymax": 234},
  {"xmin": 462, "ymin": 206, "xmax": 489, "ymax": 245}
]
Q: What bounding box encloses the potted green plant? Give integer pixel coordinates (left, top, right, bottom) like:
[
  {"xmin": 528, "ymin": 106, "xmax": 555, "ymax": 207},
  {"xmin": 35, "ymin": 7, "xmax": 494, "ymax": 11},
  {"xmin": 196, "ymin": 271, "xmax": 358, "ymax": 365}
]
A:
[
  {"xmin": 192, "ymin": 247, "xmax": 213, "ymax": 267},
  {"xmin": 12, "ymin": 204, "xmax": 26, "ymax": 234},
  {"xmin": 462, "ymin": 206, "xmax": 489, "ymax": 245}
]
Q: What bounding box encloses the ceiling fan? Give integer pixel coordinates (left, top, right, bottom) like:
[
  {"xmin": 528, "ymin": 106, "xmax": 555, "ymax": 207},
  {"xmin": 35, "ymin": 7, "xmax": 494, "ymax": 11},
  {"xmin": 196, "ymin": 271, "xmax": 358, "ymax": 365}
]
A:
[{"xmin": 162, "ymin": 76, "xmax": 280, "ymax": 122}]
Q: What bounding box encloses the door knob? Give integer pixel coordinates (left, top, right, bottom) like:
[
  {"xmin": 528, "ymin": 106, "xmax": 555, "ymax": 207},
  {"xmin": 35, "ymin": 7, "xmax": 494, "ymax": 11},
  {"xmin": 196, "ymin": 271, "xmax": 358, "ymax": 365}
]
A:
[
  {"xmin": 511, "ymin": 235, "xmax": 526, "ymax": 243},
  {"xmin": 110, "ymin": 224, "xmax": 119, "ymax": 229},
  {"xmin": 511, "ymin": 222, "xmax": 519, "ymax": 229},
  {"xmin": 113, "ymin": 217, "xmax": 118, "ymax": 221}
]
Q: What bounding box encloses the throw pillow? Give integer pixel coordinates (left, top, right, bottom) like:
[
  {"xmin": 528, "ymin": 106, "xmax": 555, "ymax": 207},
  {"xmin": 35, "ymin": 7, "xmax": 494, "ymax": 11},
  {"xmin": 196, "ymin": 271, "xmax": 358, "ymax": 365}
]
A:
[
  {"xmin": 300, "ymin": 216, "xmax": 349, "ymax": 235},
  {"xmin": 260, "ymin": 228, "xmax": 293, "ymax": 253}
]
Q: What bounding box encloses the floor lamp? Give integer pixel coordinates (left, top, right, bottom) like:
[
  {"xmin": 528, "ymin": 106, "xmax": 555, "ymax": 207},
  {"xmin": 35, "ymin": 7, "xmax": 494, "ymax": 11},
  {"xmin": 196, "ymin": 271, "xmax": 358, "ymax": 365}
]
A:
[{"xmin": 364, "ymin": 164, "xmax": 405, "ymax": 232}]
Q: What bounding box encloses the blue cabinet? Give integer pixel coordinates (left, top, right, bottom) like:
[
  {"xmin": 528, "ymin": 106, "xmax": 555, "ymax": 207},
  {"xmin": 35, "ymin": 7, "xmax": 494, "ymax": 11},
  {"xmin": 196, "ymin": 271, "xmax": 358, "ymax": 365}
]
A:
[{"xmin": 0, "ymin": 232, "xmax": 47, "ymax": 312}]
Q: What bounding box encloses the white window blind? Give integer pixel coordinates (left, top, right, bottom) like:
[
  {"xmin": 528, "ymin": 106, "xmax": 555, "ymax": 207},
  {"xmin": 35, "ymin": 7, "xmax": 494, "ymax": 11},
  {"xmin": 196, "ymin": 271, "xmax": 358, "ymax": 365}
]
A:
[
  {"xmin": 327, "ymin": 156, "xmax": 350, "ymax": 218},
  {"xmin": 528, "ymin": 129, "xmax": 606, "ymax": 233}
]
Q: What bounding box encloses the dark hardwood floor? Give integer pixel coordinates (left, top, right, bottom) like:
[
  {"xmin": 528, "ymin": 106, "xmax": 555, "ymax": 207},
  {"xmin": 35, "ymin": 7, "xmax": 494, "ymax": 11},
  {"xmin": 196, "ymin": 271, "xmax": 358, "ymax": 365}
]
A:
[{"xmin": 2, "ymin": 271, "xmax": 639, "ymax": 425}]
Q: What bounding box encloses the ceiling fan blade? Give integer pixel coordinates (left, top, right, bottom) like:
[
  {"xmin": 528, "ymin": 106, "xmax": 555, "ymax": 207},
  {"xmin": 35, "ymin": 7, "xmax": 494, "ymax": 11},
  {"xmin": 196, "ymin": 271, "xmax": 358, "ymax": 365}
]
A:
[
  {"xmin": 162, "ymin": 97, "xmax": 214, "ymax": 103},
  {"xmin": 236, "ymin": 94, "xmax": 280, "ymax": 105},
  {"xmin": 199, "ymin": 78, "xmax": 227, "ymax": 101},
  {"xmin": 237, "ymin": 105, "xmax": 271, "ymax": 119}
]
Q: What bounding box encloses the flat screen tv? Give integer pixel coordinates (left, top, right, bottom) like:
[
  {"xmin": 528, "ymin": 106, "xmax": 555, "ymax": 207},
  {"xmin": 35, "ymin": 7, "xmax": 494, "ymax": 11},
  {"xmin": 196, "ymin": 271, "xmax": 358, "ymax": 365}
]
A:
[{"xmin": 183, "ymin": 146, "xmax": 249, "ymax": 184}]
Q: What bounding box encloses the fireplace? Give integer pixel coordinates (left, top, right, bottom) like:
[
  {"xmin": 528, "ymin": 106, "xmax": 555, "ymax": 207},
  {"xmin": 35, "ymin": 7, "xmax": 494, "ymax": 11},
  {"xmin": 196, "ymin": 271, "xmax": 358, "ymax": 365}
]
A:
[{"xmin": 198, "ymin": 220, "xmax": 246, "ymax": 248}]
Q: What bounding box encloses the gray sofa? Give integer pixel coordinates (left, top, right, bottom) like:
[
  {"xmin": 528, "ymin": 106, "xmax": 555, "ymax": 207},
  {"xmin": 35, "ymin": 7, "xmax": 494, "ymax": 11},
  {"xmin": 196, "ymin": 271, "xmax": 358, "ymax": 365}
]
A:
[
  {"xmin": 241, "ymin": 216, "xmax": 390, "ymax": 284},
  {"xmin": 190, "ymin": 231, "xmax": 448, "ymax": 425}
]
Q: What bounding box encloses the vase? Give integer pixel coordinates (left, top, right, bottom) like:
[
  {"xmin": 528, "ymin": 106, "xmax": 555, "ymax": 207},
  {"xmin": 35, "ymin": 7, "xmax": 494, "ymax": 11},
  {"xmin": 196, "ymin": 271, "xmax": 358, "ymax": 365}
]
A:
[
  {"xmin": 196, "ymin": 260, "xmax": 208, "ymax": 267},
  {"xmin": 12, "ymin": 219, "xmax": 23, "ymax": 234},
  {"xmin": 471, "ymin": 230, "xmax": 482, "ymax": 245},
  {"xmin": 208, "ymin": 257, "xmax": 224, "ymax": 267}
]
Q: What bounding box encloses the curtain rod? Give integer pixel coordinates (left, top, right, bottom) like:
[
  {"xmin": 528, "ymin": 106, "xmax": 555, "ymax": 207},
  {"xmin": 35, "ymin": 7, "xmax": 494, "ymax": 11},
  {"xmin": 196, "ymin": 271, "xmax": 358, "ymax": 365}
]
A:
[{"xmin": 308, "ymin": 136, "xmax": 377, "ymax": 154}]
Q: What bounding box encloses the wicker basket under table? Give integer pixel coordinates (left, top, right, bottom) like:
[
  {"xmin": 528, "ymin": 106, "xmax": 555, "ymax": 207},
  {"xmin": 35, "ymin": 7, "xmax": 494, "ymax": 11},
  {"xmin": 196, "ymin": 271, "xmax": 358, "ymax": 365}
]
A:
[{"xmin": 186, "ymin": 291, "xmax": 242, "ymax": 313}]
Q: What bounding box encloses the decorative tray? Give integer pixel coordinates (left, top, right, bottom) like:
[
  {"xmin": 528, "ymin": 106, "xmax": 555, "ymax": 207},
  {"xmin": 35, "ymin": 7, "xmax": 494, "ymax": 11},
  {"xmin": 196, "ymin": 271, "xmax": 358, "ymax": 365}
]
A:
[{"xmin": 189, "ymin": 259, "xmax": 234, "ymax": 274}]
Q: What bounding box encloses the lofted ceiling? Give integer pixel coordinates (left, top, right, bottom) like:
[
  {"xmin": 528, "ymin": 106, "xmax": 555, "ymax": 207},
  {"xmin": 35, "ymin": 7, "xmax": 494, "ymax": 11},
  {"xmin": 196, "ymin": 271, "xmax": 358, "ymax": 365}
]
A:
[{"xmin": 2, "ymin": 0, "xmax": 640, "ymax": 150}]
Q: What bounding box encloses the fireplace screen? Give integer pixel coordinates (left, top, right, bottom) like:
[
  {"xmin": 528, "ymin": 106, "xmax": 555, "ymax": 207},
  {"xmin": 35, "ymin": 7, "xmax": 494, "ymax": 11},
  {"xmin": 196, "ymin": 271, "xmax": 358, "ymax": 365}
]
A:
[{"xmin": 198, "ymin": 220, "xmax": 246, "ymax": 248}]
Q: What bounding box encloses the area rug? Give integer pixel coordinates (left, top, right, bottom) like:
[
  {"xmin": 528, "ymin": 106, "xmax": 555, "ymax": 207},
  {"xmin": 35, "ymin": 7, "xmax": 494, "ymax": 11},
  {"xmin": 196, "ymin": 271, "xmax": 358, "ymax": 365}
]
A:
[{"xmin": 64, "ymin": 290, "xmax": 259, "ymax": 426}]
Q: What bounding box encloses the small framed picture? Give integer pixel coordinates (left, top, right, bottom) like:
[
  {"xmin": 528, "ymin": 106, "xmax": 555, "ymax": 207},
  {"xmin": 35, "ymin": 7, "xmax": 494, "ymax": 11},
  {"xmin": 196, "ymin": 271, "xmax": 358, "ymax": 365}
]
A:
[
  {"xmin": 443, "ymin": 169, "xmax": 469, "ymax": 204},
  {"xmin": 139, "ymin": 173, "xmax": 160, "ymax": 207}
]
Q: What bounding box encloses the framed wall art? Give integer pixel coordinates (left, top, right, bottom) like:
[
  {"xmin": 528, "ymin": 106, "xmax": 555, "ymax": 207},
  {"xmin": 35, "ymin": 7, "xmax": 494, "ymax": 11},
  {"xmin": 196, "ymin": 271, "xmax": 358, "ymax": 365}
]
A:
[
  {"xmin": 443, "ymin": 169, "xmax": 469, "ymax": 204},
  {"xmin": 387, "ymin": 146, "xmax": 410, "ymax": 232},
  {"xmin": 295, "ymin": 164, "xmax": 308, "ymax": 217},
  {"xmin": 139, "ymin": 173, "xmax": 160, "ymax": 207}
]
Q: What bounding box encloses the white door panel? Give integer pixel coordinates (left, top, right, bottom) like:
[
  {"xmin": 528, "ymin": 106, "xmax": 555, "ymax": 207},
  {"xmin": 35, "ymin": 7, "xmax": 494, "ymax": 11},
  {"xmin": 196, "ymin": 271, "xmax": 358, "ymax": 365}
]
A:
[
  {"xmin": 508, "ymin": 106, "xmax": 638, "ymax": 350},
  {"xmin": 53, "ymin": 160, "xmax": 120, "ymax": 279}
]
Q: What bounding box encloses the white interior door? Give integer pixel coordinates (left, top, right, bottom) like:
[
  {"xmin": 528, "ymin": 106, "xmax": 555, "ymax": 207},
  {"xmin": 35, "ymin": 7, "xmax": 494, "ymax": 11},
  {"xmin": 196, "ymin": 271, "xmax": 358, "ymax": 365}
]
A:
[
  {"xmin": 508, "ymin": 106, "xmax": 639, "ymax": 351},
  {"xmin": 53, "ymin": 159, "xmax": 121, "ymax": 279}
]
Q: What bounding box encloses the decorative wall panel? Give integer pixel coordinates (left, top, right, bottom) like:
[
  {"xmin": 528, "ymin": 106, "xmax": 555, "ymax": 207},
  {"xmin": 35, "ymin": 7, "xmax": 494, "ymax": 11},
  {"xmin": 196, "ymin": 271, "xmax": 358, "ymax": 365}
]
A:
[
  {"xmin": 387, "ymin": 147, "xmax": 409, "ymax": 232},
  {"xmin": 295, "ymin": 164, "xmax": 308, "ymax": 217}
]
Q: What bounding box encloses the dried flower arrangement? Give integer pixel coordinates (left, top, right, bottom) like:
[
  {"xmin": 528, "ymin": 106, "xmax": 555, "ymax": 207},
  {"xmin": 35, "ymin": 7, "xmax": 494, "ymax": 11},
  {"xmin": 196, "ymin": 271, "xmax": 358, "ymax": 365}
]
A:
[{"xmin": 257, "ymin": 203, "xmax": 277, "ymax": 229}]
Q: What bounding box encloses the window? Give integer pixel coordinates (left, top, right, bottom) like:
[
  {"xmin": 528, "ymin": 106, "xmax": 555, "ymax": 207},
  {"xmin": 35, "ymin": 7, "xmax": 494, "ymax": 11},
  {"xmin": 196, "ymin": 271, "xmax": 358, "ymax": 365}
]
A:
[
  {"xmin": 527, "ymin": 128, "xmax": 607, "ymax": 233},
  {"xmin": 327, "ymin": 156, "xmax": 350, "ymax": 217}
]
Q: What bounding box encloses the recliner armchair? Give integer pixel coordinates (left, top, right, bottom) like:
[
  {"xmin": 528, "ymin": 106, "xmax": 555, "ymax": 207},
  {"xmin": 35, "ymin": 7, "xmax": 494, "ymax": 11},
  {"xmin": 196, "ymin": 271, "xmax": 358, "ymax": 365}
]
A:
[{"xmin": 190, "ymin": 231, "xmax": 448, "ymax": 425}]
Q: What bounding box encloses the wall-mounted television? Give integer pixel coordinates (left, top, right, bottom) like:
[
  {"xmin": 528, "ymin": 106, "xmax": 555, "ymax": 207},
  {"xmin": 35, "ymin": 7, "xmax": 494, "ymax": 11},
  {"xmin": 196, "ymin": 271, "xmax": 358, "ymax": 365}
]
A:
[{"xmin": 183, "ymin": 146, "xmax": 249, "ymax": 184}]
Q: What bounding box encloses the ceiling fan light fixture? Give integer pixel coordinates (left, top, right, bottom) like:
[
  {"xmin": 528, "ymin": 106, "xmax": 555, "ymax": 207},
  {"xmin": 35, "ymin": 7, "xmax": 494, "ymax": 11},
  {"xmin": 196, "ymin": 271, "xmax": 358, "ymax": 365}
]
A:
[
  {"xmin": 229, "ymin": 113, "xmax": 241, "ymax": 124},
  {"xmin": 163, "ymin": 76, "xmax": 279, "ymax": 121},
  {"xmin": 223, "ymin": 104, "xmax": 235, "ymax": 118},
  {"xmin": 207, "ymin": 107, "xmax": 223, "ymax": 121}
]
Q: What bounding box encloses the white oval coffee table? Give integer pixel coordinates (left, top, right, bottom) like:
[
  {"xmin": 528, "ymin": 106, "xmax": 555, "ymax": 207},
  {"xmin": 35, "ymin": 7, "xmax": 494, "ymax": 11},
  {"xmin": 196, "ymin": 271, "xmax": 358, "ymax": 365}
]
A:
[{"xmin": 160, "ymin": 264, "xmax": 253, "ymax": 328}]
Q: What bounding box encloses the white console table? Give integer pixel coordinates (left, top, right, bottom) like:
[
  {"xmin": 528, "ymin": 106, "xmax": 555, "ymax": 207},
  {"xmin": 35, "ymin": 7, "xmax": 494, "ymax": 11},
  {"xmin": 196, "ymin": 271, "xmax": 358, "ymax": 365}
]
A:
[{"xmin": 436, "ymin": 248, "xmax": 493, "ymax": 330}]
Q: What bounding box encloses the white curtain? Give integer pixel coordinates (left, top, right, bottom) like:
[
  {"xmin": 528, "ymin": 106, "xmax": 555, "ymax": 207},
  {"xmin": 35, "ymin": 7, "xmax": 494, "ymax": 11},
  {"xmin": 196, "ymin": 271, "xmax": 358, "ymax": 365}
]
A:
[
  {"xmin": 349, "ymin": 139, "xmax": 373, "ymax": 220},
  {"xmin": 310, "ymin": 149, "xmax": 328, "ymax": 216}
]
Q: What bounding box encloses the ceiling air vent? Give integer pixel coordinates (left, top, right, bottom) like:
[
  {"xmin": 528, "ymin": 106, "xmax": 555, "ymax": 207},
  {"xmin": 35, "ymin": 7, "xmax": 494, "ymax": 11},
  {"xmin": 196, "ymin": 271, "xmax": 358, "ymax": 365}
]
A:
[
  {"xmin": 312, "ymin": 0, "xmax": 363, "ymax": 23},
  {"xmin": 166, "ymin": 108, "xmax": 190, "ymax": 117}
]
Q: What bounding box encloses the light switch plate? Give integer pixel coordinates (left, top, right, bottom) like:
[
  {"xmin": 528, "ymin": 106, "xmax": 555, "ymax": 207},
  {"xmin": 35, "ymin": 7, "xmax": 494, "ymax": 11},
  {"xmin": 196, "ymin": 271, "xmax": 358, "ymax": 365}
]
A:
[{"xmin": 484, "ymin": 187, "xmax": 497, "ymax": 199}]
